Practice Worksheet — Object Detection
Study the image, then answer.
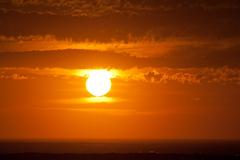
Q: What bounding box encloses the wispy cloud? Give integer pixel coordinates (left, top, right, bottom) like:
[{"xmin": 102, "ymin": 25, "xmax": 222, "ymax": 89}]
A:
[
  {"xmin": 2, "ymin": 0, "xmax": 239, "ymax": 17},
  {"xmin": 2, "ymin": 0, "xmax": 153, "ymax": 17},
  {"xmin": 1, "ymin": 35, "xmax": 240, "ymax": 58},
  {"xmin": 0, "ymin": 72, "xmax": 27, "ymax": 80},
  {"xmin": 117, "ymin": 67, "xmax": 240, "ymax": 85},
  {"xmin": 1, "ymin": 67, "xmax": 240, "ymax": 85}
]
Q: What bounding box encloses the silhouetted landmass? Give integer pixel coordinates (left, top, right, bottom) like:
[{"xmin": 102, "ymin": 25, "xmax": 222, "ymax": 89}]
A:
[
  {"xmin": 0, "ymin": 153, "xmax": 240, "ymax": 160},
  {"xmin": 1, "ymin": 141, "xmax": 240, "ymax": 159}
]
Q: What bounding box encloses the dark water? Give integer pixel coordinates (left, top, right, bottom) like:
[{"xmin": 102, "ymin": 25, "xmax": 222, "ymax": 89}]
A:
[
  {"xmin": 1, "ymin": 140, "xmax": 240, "ymax": 154},
  {"xmin": 0, "ymin": 140, "xmax": 240, "ymax": 159}
]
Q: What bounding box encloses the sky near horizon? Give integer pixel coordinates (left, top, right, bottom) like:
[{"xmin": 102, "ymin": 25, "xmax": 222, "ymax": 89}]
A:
[{"xmin": 0, "ymin": 0, "xmax": 240, "ymax": 140}]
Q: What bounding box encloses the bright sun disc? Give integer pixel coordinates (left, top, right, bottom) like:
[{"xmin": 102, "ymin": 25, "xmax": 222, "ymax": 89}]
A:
[{"xmin": 86, "ymin": 70, "xmax": 112, "ymax": 97}]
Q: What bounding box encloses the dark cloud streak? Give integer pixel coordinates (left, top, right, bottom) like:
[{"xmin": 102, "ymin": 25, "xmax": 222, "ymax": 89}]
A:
[
  {"xmin": 1, "ymin": 0, "xmax": 240, "ymax": 41},
  {"xmin": 0, "ymin": 49, "xmax": 239, "ymax": 69}
]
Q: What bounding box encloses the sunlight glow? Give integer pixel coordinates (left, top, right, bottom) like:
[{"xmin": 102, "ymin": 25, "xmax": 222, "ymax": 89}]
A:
[
  {"xmin": 83, "ymin": 96, "xmax": 114, "ymax": 103},
  {"xmin": 86, "ymin": 70, "xmax": 112, "ymax": 97}
]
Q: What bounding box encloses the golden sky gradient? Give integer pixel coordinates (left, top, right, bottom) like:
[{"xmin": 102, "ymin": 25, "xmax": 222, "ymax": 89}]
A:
[{"xmin": 0, "ymin": 0, "xmax": 240, "ymax": 141}]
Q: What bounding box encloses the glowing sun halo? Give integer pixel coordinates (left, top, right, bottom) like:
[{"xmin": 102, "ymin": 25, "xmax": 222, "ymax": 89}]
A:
[{"xmin": 86, "ymin": 70, "xmax": 112, "ymax": 97}]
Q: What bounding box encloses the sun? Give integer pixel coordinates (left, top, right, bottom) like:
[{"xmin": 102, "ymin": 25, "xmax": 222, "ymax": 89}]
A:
[{"xmin": 86, "ymin": 70, "xmax": 112, "ymax": 97}]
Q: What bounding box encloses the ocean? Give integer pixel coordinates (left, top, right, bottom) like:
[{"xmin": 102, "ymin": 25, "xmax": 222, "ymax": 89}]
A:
[{"xmin": 0, "ymin": 140, "xmax": 239, "ymax": 159}]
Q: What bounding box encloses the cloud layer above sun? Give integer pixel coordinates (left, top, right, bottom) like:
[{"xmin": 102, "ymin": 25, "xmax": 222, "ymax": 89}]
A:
[
  {"xmin": 1, "ymin": 67, "xmax": 240, "ymax": 85},
  {"xmin": 0, "ymin": 0, "xmax": 240, "ymax": 86}
]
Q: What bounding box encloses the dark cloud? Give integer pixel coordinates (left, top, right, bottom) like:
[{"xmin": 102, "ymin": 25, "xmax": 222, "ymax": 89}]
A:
[
  {"xmin": 2, "ymin": 0, "xmax": 153, "ymax": 17},
  {"xmin": 0, "ymin": 47, "xmax": 240, "ymax": 69},
  {"xmin": 2, "ymin": 0, "xmax": 240, "ymax": 17},
  {"xmin": 0, "ymin": 0, "xmax": 240, "ymax": 41},
  {"xmin": 1, "ymin": 34, "xmax": 240, "ymax": 57}
]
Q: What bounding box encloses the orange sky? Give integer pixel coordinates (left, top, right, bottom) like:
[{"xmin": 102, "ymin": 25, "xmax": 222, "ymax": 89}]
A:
[{"xmin": 0, "ymin": 0, "xmax": 240, "ymax": 141}]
